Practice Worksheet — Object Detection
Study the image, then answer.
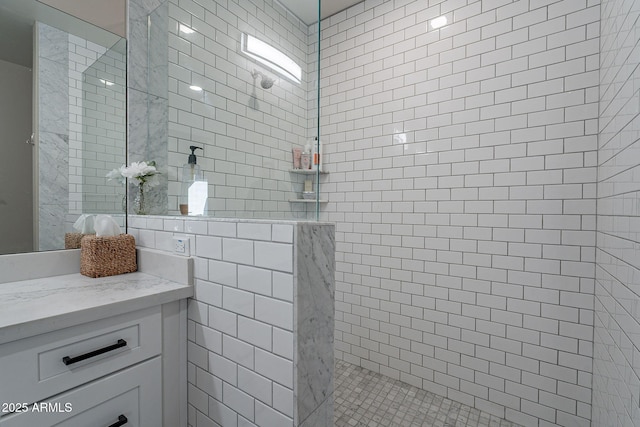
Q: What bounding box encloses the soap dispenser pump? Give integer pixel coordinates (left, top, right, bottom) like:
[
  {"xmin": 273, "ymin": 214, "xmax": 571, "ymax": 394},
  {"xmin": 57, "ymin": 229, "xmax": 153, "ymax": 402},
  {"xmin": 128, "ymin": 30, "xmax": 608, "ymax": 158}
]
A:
[
  {"xmin": 180, "ymin": 146, "xmax": 203, "ymax": 215},
  {"xmin": 184, "ymin": 146, "xmax": 202, "ymax": 179}
]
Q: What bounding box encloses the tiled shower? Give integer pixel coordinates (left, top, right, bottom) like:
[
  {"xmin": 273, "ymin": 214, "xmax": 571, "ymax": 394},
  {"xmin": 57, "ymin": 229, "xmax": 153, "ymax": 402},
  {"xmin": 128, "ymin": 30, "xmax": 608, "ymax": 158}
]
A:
[
  {"xmin": 323, "ymin": 1, "xmax": 598, "ymax": 425},
  {"xmin": 323, "ymin": 0, "xmax": 639, "ymax": 425},
  {"xmin": 128, "ymin": 0, "xmax": 640, "ymax": 426}
]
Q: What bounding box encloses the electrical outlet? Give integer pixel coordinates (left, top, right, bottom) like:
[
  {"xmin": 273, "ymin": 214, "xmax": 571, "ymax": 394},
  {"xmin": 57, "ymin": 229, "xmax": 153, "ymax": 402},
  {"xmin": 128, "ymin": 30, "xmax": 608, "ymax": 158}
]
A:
[{"xmin": 172, "ymin": 237, "xmax": 190, "ymax": 256}]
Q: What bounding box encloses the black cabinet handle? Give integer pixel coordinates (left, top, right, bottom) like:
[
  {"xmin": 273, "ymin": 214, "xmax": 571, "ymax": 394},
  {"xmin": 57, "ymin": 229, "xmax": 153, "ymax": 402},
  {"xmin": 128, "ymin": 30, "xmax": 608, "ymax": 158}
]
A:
[
  {"xmin": 62, "ymin": 339, "xmax": 127, "ymax": 365},
  {"xmin": 107, "ymin": 415, "xmax": 128, "ymax": 427}
]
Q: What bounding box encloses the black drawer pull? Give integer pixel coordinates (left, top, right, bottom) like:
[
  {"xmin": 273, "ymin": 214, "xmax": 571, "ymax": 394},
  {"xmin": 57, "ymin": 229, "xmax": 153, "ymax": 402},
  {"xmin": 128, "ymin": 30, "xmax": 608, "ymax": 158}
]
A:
[
  {"xmin": 62, "ymin": 339, "xmax": 127, "ymax": 365},
  {"xmin": 107, "ymin": 415, "xmax": 128, "ymax": 427}
]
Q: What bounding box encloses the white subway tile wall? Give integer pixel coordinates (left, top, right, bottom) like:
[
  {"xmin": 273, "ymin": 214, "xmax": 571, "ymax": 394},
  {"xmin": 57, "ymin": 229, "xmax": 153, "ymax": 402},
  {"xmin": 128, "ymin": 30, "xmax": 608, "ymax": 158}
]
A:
[
  {"xmin": 165, "ymin": 0, "xmax": 319, "ymax": 219},
  {"xmin": 68, "ymin": 36, "xmax": 104, "ymax": 216},
  {"xmin": 320, "ymin": 0, "xmax": 599, "ymax": 425},
  {"xmin": 592, "ymin": 0, "xmax": 640, "ymax": 426},
  {"xmin": 129, "ymin": 217, "xmax": 296, "ymax": 427}
]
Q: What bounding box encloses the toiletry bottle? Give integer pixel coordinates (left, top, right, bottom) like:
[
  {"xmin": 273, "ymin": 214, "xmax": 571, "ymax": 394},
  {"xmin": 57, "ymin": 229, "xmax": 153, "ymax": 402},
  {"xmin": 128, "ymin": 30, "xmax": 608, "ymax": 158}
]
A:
[
  {"xmin": 180, "ymin": 146, "xmax": 203, "ymax": 215},
  {"xmin": 301, "ymin": 140, "xmax": 312, "ymax": 170},
  {"xmin": 313, "ymin": 136, "xmax": 323, "ymax": 172}
]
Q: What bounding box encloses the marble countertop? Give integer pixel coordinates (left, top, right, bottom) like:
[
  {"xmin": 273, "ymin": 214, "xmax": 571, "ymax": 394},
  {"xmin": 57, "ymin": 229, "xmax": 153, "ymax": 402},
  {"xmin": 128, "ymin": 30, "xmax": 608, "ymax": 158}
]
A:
[{"xmin": 0, "ymin": 272, "xmax": 193, "ymax": 345}]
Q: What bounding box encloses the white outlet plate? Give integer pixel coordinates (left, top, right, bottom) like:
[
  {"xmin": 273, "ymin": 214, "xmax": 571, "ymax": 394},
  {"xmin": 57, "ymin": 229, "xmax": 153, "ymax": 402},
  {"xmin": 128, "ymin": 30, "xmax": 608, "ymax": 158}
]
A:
[{"xmin": 172, "ymin": 237, "xmax": 190, "ymax": 256}]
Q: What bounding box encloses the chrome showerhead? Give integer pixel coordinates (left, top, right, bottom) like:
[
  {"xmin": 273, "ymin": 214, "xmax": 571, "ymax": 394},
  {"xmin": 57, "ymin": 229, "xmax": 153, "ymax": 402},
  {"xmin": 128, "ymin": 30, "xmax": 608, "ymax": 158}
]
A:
[
  {"xmin": 260, "ymin": 76, "xmax": 274, "ymax": 89},
  {"xmin": 252, "ymin": 69, "xmax": 275, "ymax": 89}
]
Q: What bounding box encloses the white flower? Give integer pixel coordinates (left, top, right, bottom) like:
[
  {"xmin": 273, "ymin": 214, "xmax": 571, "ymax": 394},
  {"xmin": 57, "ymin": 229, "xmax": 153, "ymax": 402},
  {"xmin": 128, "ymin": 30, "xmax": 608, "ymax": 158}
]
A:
[
  {"xmin": 106, "ymin": 167, "xmax": 126, "ymax": 184},
  {"xmin": 106, "ymin": 160, "xmax": 160, "ymax": 186},
  {"xmin": 121, "ymin": 161, "xmax": 157, "ymax": 179},
  {"xmin": 106, "ymin": 168, "xmax": 120, "ymax": 180}
]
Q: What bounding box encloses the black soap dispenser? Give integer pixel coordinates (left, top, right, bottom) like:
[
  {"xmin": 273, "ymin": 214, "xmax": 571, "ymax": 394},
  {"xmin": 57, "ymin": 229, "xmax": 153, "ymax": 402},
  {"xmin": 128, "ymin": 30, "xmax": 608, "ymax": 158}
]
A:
[{"xmin": 180, "ymin": 146, "xmax": 203, "ymax": 215}]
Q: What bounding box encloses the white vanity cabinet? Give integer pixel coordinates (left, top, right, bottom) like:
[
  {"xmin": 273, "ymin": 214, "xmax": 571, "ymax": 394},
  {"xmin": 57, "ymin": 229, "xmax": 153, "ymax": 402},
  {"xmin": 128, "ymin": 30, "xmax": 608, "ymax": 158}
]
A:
[
  {"xmin": 0, "ymin": 249, "xmax": 193, "ymax": 427},
  {"xmin": 0, "ymin": 301, "xmax": 187, "ymax": 427},
  {"xmin": 0, "ymin": 358, "xmax": 161, "ymax": 427}
]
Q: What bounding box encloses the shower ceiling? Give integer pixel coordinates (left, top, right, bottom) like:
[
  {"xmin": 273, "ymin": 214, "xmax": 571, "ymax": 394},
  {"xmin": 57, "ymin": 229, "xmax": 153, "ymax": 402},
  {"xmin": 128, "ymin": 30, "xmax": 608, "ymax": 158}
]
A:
[{"xmin": 279, "ymin": 0, "xmax": 363, "ymax": 24}]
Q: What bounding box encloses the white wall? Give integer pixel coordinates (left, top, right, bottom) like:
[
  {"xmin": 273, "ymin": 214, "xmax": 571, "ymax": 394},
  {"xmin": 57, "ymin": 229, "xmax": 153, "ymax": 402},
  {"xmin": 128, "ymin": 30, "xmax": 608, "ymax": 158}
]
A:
[
  {"xmin": 592, "ymin": 0, "xmax": 640, "ymax": 425},
  {"xmin": 320, "ymin": 0, "xmax": 599, "ymax": 425},
  {"xmin": 0, "ymin": 59, "xmax": 33, "ymax": 255}
]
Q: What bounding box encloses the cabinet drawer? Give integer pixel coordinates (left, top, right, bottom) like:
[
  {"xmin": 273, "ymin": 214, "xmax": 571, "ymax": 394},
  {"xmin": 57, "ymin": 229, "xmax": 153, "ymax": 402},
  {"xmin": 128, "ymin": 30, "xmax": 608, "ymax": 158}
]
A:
[
  {"xmin": 0, "ymin": 306, "xmax": 161, "ymax": 406},
  {"xmin": 0, "ymin": 357, "xmax": 162, "ymax": 426}
]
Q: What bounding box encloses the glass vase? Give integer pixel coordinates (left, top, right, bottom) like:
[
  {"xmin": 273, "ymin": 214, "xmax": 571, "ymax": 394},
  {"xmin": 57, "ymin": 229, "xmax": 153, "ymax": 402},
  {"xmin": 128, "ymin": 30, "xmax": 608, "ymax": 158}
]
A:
[{"xmin": 133, "ymin": 183, "xmax": 148, "ymax": 215}]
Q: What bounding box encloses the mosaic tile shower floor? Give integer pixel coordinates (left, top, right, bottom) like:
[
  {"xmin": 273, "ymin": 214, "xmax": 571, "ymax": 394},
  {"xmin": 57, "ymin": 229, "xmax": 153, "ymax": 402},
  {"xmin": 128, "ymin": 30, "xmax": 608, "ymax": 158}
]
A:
[{"xmin": 334, "ymin": 360, "xmax": 521, "ymax": 427}]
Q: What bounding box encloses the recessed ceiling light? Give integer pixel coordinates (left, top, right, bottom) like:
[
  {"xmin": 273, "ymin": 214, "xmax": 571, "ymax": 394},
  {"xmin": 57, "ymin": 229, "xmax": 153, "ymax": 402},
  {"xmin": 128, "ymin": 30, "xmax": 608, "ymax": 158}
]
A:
[
  {"xmin": 179, "ymin": 24, "xmax": 195, "ymax": 34},
  {"xmin": 189, "ymin": 85, "xmax": 203, "ymax": 91},
  {"xmin": 430, "ymin": 16, "xmax": 447, "ymax": 29}
]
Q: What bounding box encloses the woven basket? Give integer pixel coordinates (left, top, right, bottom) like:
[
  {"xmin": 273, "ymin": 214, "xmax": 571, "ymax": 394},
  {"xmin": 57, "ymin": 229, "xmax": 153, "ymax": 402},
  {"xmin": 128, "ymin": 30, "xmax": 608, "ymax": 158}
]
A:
[
  {"xmin": 80, "ymin": 234, "xmax": 137, "ymax": 278},
  {"xmin": 65, "ymin": 233, "xmax": 95, "ymax": 249}
]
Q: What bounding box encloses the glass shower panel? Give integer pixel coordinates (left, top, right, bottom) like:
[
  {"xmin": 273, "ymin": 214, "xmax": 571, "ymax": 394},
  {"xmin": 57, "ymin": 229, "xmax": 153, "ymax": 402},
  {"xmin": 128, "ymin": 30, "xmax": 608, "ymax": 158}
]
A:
[
  {"xmin": 81, "ymin": 39, "xmax": 127, "ymax": 214},
  {"xmin": 155, "ymin": 0, "xmax": 321, "ymax": 220},
  {"xmin": 125, "ymin": 1, "xmax": 170, "ymax": 216}
]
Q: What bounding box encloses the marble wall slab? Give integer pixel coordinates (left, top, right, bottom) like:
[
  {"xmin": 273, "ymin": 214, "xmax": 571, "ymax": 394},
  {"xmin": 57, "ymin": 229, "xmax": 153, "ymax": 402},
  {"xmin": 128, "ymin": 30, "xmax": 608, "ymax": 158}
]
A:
[
  {"xmin": 295, "ymin": 223, "xmax": 335, "ymax": 426},
  {"xmin": 37, "ymin": 23, "xmax": 67, "ymax": 62},
  {"xmin": 38, "ymin": 132, "xmax": 69, "ymax": 205},
  {"xmin": 37, "ymin": 23, "xmax": 68, "ymax": 251},
  {"xmin": 298, "ymin": 395, "xmax": 333, "ymax": 427},
  {"xmin": 37, "ymin": 60, "xmax": 68, "ymax": 135},
  {"xmin": 147, "ymin": 4, "xmax": 169, "ymax": 99},
  {"xmin": 128, "ymin": 0, "xmax": 167, "ymax": 98},
  {"xmin": 38, "ymin": 203, "xmax": 66, "ymax": 251},
  {"xmin": 127, "ymin": 0, "xmax": 169, "ymax": 215},
  {"xmin": 127, "ymin": 88, "xmax": 168, "ymax": 215}
]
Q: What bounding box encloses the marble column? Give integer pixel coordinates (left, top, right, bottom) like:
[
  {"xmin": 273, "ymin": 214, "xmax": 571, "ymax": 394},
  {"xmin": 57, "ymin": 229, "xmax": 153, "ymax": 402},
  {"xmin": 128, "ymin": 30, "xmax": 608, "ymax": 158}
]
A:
[
  {"xmin": 127, "ymin": 0, "xmax": 169, "ymax": 215},
  {"xmin": 295, "ymin": 223, "xmax": 335, "ymax": 427},
  {"xmin": 38, "ymin": 23, "xmax": 69, "ymax": 251}
]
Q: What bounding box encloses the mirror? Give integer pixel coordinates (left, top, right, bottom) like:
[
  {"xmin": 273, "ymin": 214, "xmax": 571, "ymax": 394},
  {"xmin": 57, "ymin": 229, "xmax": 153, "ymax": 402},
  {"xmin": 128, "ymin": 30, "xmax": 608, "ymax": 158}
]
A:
[
  {"xmin": 126, "ymin": 0, "xmax": 321, "ymax": 220},
  {"xmin": 0, "ymin": 0, "xmax": 126, "ymax": 255}
]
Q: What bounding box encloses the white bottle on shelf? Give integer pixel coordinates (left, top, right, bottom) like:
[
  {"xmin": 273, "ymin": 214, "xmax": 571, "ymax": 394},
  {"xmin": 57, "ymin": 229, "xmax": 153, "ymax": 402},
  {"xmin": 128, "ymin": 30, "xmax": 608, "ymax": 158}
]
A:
[
  {"xmin": 313, "ymin": 136, "xmax": 323, "ymax": 172},
  {"xmin": 302, "ymin": 140, "xmax": 312, "ymax": 170}
]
